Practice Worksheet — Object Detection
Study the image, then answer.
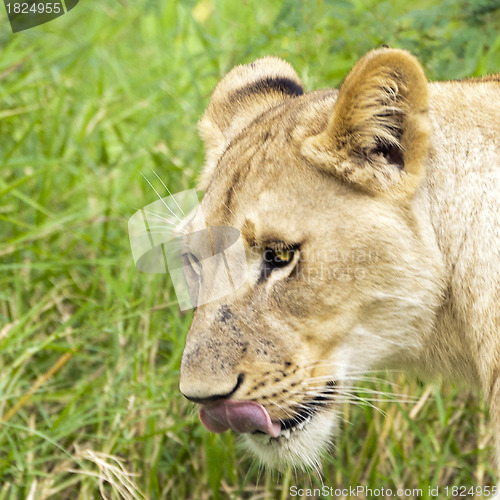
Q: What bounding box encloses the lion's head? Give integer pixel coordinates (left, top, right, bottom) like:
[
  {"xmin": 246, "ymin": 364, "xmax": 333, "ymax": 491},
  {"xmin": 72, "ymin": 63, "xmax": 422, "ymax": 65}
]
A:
[{"xmin": 179, "ymin": 48, "xmax": 444, "ymax": 469}]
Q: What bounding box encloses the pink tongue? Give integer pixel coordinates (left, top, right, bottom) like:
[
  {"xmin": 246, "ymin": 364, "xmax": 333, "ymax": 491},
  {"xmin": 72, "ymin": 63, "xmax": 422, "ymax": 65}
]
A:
[{"xmin": 199, "ymin": 400, "xmax": 281, "ymax": 438}]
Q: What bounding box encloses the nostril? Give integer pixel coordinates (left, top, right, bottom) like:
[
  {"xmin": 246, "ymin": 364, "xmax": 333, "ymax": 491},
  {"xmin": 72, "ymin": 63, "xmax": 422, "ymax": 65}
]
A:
[{"xmin": 181, "ymin": 373, "xmax": 245, "ymax": 405}]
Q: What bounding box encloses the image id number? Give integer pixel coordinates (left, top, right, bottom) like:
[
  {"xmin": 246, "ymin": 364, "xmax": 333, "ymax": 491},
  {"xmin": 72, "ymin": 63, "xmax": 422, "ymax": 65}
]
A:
[{"xmin": 6, "ymin": 2, "xmax": 62, "ymax": 14}]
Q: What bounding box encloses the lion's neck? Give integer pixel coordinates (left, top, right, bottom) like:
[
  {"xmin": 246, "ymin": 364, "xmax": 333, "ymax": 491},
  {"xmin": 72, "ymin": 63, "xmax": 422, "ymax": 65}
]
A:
[{"xmin": 415, "ymin": 82, "xmax": 500, "ymax": 389}]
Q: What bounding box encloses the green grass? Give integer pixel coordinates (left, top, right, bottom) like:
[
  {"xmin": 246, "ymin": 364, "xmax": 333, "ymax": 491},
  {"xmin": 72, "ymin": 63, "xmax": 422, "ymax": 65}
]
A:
[{"xmin": 1, "ymin": 0, "xmax": 499, "ymax": 498}]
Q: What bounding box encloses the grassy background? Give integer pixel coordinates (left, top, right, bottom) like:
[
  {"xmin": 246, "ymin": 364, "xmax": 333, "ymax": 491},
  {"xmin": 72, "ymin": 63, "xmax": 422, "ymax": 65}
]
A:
[{"xmin": 1, "ymin": 0, "xmax": 500, "ymax": 498}]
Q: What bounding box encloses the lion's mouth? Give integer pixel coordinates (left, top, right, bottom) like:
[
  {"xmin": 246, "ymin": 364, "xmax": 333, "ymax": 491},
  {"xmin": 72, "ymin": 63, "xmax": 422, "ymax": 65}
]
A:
[
  {"xmin": 277, "ymin": 405, "xmax": 317, "ymax": 433},
  {"xmin": 269, "ymin": 380, "xmax": 337, "ymax": 439},
  {"xmin": 199, "ymin": 381, "xmax": 337, "ymax": 440}
]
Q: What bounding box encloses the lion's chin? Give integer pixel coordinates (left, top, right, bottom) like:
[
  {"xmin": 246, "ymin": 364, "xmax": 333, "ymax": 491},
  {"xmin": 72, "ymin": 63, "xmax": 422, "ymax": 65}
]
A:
[{"xmin": 243, "ymin": 410, "xmax": 337, "ymax": 470}]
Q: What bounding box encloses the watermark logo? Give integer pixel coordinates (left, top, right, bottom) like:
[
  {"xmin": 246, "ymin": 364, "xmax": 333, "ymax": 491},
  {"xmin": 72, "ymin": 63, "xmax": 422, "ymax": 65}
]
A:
[
  {"xmin": 128, "ymin": 188, "xmax": 379, "ymax": 311},
  {"xmin": 128, "ymin": 189, "xmax": 248, "ymax": 311},
  {"xmin": 4, "ymin": 0, "xmax": 79, "ymax": 33}
]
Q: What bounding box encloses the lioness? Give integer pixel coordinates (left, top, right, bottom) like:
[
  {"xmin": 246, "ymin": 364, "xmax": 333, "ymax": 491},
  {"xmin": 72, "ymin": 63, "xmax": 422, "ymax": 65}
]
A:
[{"xmin": 179, "ymin": 48, "xmax": 500, "ymax": 478}]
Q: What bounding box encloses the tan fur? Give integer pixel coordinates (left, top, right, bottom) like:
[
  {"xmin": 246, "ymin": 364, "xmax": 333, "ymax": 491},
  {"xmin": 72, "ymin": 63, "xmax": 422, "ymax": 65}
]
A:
[{"xmin": 179, "ymin": 48, "xmax": 500, "ymax": 475}]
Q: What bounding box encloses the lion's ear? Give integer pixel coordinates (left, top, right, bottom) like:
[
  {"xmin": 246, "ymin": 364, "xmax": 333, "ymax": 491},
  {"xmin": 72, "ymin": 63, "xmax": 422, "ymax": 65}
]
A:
[
  {"xmin": 302, "ymin": 48, "xmax": 430, "ymax": 198},
  {"xmin": 197, "ymin": 57, "xmax": 304, "ymax": 190}
]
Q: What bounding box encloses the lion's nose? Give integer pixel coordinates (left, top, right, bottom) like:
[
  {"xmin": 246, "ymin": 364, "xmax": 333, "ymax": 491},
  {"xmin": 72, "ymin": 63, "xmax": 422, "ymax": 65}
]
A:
[{"xmin": 180, "ymin": 373, "xmax": 245, "ymax": 404}]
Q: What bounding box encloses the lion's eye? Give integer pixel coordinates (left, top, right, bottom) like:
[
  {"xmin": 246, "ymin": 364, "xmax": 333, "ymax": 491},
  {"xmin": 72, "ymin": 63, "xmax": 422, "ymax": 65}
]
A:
[{"xmin": 263, "ymin": 247, "xmax": 295, "ymax": 268}]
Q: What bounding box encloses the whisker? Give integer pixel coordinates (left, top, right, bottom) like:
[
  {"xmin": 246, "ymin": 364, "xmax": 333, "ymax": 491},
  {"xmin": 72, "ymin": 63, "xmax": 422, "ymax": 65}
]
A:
[
  {"xmin": 144, "ymin": 223, "xmax": 188, "ymax": 236},
  {"xmin": 151, "ymin": 170, "xmax": 186, "ymax": 216},
  {"xmin": 220, "ymin": 200, "xmax": 246, "ymax": 226},
  {"xmin": 268, "ymin": 399, "xmax": 296, "ymax": 421},
  {"xmin": 143, "ymin": 210, "xmax": 181, "ymax": 225},
  {"xmin": 142, "ymin": 210, "xmax": 189, "ymax": 236},
  {"xmin": 140, "ymin": 172, "xmax": 183, "ymax": 223},
  {"xmin": 287, "ymin": 383, "xmax": 417, "ymax": 406},
  {"xmin": 299, "ymin": 360, "xmax": 403, "ymax": 375},
  {"xmin": 304, "ymin": 374, "xmax": 400, "ymax": 389},
  {"xmin": 293, "ymin": 387, "xmax": 417, "ymax": 404}
]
